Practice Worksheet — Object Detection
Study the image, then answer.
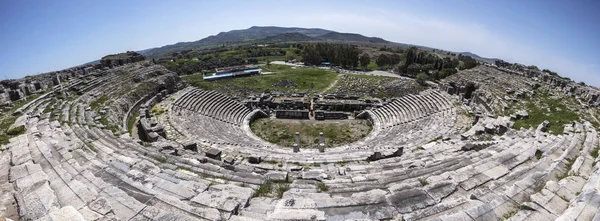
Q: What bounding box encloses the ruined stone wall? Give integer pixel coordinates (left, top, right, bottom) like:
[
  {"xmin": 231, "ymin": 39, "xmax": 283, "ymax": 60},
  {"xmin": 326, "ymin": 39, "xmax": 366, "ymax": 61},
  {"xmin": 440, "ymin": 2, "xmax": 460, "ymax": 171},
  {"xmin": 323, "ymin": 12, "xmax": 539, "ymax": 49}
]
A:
[{"xmin": 100, "ymin": 51, "xmax": 145, "ymax": 68}]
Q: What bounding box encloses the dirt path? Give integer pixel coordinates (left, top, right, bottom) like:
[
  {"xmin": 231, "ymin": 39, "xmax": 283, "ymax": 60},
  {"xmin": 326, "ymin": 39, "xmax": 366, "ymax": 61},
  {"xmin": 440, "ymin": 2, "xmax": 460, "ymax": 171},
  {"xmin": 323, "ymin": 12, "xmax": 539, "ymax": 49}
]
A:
[{"xmin": 320, "ymin": 74, "xmax": 341, "ymax": 94}]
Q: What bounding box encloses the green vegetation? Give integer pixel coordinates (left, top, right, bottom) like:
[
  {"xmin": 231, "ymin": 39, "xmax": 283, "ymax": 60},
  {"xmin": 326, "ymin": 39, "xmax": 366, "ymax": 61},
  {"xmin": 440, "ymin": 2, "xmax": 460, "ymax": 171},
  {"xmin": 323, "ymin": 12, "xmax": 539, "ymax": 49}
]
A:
[
  {"xmin": 359, "ymin": 54, "xmax": 371, "ymax": 70},
  {"xmin": 535, "ymin": 150, "xmax": 543, "ymax": 160},
  {"xmin": 6, "ymin": 125, "xmax": 25, "ymax": 136},
  {"xmin": 90, "ymin": 95, "xmax": 109, "ymax": 110},
  {"xmin": 542, "ymin": 69, "xmax": 571, "ymax": 81},
  {"xmin": 99, "ymin": 115, "xmax": 120, "ymax": 135},
  {"xmin": 367, "ymin": 61, "xmax": 378, "ymax": 71},
  {"xmin": 519, "ymin": 204, "xmax": 536, "ymax": 211},
  {"xmin": 555, "ymin": 158, "xmax": 575, "ymax": 181},
  {"xmin": 375, "ymin": 54, "xmax": 391, "ymax": 68},
  {"xmin": 160, "ymin": 44, "xmax": 295, "ymax": 75},
  {"xmin": 263, "ymin": 160, "xmax": 279, "ymax": 164},
  {"xmin": 533, "ymin": 181, "xmax": 545, "ymax": 193},
  {"xmin": 330, "ymin": 74, "xmax": 427, "ymax": 98},
  {"xmin": 502, "ymin": 209, "xmax": 518, "ymax": 220},
  {"xmin": 416, "ymin": 73, "xmax": 429, "ymax": 86},
  {"xmin": 0, "ymin": 119, "xmax": 17, "ymax": 145},
  {"xmin": 9, "ymin": 93, "xmax": 42, "ymax": 114},
  {"xmin": 418, "ymin": 178, "xmax": 429, "ymax": 186},
  {"xmin": 127, "ymin": 112, "xmax": 139, "ymax": 135},
  {"xmin": 591, "ymin": 145, "xmax": 600, "ymax": 159},
  {"xmin": 151, "ymin": 105, "xmax": 167, "ymax": 115},
  {"xmin": 512, "ymin": 93, "xmax": 581, "ymax": 135},
  {"xmin": 255, "ymin": 180, "xmax": 273, "ymax": 197},
  {"xmin": 0, "ymin": 95, "xmax": 41, "ymax": 145},
  {"xmin": 250, "ymin": 118, "xmax": 372, "ymax": 148},
  {"xmin": 84, "ymin": 141, "xmax": 97, "ymax": 153},
  {"xmin": 429, "ymin": 136, "xmax": 443, "ymax": 143},
  {"xmin": 152, "ymin": 155, "xmax": 168, "ymax": 164},
  {"xmin": 473, "ymin": 134, "xmax": 494, "ymax": 141},
  {"xmin": 412, "ymin": 146, "xmax": 425, "ymax": 152},
  {"xmin": 303, "ymin": 43, "xmax": 360, "ymax": 68},
  {"xmin": 254, "ymin": 180, "xmax": 290, "ymax": 199},
  {"xmin": 183, "ymin": 65, "xmax": 337, "ymax": 97},
  {"xmin": 261, "ymin": 64, "xmax": 293, "ymax": 72},
  {"xmin": 400, "ymin": 46, "xmax": 464, "ymax": 79},
  {"xmin": 316, "ymin": 182, "xmax": 329, "ymax": 192},
  {"xmin": 276, "ymin": 183, "xmax": 290, "ymax": 199},
  {"xmin": 43, "ymin": 99, "xmax": 56, "ymax": 114}
]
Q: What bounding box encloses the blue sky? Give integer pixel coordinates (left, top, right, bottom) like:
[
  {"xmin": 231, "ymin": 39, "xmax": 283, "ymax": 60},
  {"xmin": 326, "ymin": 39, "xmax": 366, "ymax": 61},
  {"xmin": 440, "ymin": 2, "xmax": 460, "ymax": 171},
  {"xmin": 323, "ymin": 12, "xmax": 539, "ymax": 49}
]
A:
[{"xmin": 1, "ymin": 0, "xmax": 599, "ymax": 85}]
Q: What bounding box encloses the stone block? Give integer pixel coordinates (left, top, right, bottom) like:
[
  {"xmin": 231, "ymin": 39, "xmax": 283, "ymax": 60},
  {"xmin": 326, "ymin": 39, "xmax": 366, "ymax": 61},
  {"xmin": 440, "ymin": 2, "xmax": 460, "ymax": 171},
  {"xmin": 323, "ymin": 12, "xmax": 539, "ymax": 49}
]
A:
[
  {"xmin": 205, "ymin": 148, "xmax": 222, "ymax": 160},
  {"xmin": 224, "ymin": 156, "xmax": 236, "ymax": 165},
  {"xmin": 248, "ymin": 156, "xmax": 261, "ymax": 164},
  {"xmin": 182, "ymin": 141, "xmax": 197, "ymax": 152},
  {"xmin": 190, "ymin": 184, "xmax": 254, "ymax": 214},
  {"xmin": 266, "ymin": 171, "xmax": 288, "ymax": 182}
]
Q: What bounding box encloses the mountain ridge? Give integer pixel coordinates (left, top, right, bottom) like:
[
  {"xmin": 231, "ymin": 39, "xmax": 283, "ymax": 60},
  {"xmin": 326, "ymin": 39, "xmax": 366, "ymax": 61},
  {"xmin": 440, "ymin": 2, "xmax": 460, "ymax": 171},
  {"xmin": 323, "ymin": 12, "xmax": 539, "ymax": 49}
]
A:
[
  {"xmin": 140, "ymin": 26, "xmax": 390, "ymax": 57},
  {"xmin": 127, "ymin": 26, "xmax": 493, "ymax": 65}
]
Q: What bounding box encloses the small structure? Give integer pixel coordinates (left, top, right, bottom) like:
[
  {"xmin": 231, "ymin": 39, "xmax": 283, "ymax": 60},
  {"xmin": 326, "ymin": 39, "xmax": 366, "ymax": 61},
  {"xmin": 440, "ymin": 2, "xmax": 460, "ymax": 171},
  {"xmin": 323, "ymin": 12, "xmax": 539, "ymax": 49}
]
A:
[
  {"xmin": 203, "ymin": 66, "xmax": 261, "ymax": 81},
  {"xmin": 276, "ymin": 110, "xmax": 309, "ymax": 119},
  {"xmin": 318, "ymin": 132, "xmax": 325, "ymax": 153},
  {"xmin": 293, "ymin": 132, "xmax": 300, "ymax": 153},
  {"xmin": 315, "ymin": 110, "xmax": 348, "ymax": 120},
  {"xmin": 205, "ymin": 148, "xmax": 222, "ymax": 160},
  {"xmin": 182, "ymin": 141, "xmax": 198, "ymax": 152}
]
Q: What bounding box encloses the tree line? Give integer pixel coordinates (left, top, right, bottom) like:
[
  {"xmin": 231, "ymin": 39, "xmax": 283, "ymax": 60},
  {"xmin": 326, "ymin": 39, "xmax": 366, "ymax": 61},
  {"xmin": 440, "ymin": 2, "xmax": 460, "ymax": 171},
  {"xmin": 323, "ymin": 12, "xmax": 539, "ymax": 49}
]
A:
[{"xmin": 302, "ymin": 43, "xmax": 362, "ymax": 68}]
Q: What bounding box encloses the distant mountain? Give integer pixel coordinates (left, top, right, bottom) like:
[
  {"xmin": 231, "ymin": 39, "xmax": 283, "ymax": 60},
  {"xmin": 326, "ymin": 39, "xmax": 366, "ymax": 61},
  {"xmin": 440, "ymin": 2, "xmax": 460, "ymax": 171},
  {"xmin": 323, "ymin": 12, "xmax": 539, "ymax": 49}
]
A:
[
  {"xmin": 457, "ymin": 52, "xmax": 498, "ymax": 63},
  {"xmin": 317, "ymin": 32, "xmax": 388, "ymax": 43},
  {"xmin": 262, "ymin": 32, "xmax": 315, "ymax": 42},
  {"xmin": 141, "ymin": 26, "xmax": 331, "ymax": 57},
  {"xmin": 139, "ymin": 26, "xmax": 390, "ymax": 57}
]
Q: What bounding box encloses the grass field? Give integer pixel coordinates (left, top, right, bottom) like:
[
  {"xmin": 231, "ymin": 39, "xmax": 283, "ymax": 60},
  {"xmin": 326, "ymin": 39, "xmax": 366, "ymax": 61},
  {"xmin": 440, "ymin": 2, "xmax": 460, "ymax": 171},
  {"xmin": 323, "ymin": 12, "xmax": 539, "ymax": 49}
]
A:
[
  {"xmin": 367, "ymin": 61, "xmax": 378, "ymax": 71},
  {"xmin": 512, "ymin": 93, "xmax": 582, "ymax": 135},
  {"xmin": 183, "ymin": 65, "xmax": 338, "ymax": 97},
  {"xmin": 250, "ymin": 118, "xmax": 372, "ymax": 148}
]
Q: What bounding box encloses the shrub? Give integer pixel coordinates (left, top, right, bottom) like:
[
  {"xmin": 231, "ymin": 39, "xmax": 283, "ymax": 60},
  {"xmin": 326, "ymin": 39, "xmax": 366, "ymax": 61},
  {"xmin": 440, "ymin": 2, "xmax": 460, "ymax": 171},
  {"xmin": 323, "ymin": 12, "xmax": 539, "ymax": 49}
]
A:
[{"xmin": 316, "ymin": 182, "xmax": 329, "ymax": 192}]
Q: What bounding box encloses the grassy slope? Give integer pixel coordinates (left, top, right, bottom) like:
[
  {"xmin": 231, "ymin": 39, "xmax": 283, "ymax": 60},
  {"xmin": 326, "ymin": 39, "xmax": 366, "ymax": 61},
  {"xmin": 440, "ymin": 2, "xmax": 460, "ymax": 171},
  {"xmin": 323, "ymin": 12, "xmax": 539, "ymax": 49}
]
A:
[
  {"xmin": 0, "ymin": 92, "xmax": 49, "ymax": 146},
  {"xmin": 512, "ymin": 92, "xmax": 584, "ymax": 135}
]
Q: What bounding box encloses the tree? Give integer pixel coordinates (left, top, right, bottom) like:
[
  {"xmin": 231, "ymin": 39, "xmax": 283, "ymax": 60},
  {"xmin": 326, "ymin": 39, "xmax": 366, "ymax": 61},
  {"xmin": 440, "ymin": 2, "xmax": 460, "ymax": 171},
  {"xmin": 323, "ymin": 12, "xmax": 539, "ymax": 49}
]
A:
[
  {"xmin": 359, "ymin": 54, "xmax": 371, "ymax": 70},
  {"xmin": 390, "ymin": 54, "xmax": 401, "ymax": 65},
  {"xmin": 247, "ymin": 58, "xmax": 259, "ymax": 64},
  {"xmin": 376, "ymin": 54, "xmax": 390, "ymax": 69},
  {"xmin": 302, "ymin": 44, "xmax": 322, "ymax": 65},
  {"xmin": 285, "ymin": 51, "xmax": 298, "ymax": 61},
  {"xmin": 457, "ymin": 55, "xmax": 477, "ymax": 70},
  {"xmin": 407, "ymin": 63, "xmax": 422, "ymax": 76},
  {"xmin": 416, "ymin": 73, "xmax": 429, "ymax": 86}
]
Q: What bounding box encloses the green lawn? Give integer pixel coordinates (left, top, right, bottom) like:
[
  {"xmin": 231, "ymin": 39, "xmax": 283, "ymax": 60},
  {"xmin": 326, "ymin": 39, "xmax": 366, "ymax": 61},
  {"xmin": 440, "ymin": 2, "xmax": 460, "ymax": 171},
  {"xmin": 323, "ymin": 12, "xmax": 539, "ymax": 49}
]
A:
[{"xmin": 183, "ymin": 65, "xmax": 337, "ymax": 97}]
